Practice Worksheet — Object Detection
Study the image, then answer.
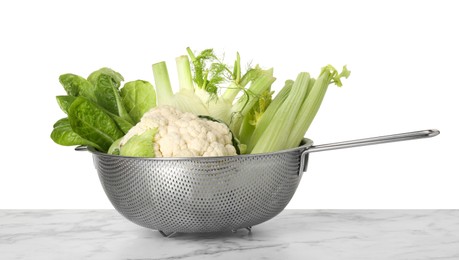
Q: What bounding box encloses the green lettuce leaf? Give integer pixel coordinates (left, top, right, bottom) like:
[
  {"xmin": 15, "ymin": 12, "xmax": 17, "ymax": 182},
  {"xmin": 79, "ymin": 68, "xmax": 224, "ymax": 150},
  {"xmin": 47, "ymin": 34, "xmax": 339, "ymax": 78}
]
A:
[
  {"xmin": 50, "ymin": 118, "xmax": 102, "ymax": 150},
  {"xmin": 120, "ymin": 80, "xmax": 156, "ymax": 124},
  {"xmin": 68, "ymin": 97, "xmax": 124, "ymax": 152},
  {"xmin": 120, "ymin": 128, "xmax": 158, "ymax": 157}
]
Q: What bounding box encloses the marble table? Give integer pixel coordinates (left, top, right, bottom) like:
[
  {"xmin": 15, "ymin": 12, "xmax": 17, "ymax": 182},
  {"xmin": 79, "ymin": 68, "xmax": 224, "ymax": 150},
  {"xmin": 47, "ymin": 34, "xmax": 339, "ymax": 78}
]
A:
[{"xmin": 1, "ymin": 210, "xmax": 458, "ymax": 260}]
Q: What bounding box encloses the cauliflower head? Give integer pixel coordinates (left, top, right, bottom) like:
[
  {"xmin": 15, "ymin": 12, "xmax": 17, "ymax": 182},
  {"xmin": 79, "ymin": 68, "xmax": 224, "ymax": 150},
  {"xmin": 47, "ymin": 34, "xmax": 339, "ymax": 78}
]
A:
[{"xmin": 112, "ymin": 105, "xmax": 237, "ymax": 157}]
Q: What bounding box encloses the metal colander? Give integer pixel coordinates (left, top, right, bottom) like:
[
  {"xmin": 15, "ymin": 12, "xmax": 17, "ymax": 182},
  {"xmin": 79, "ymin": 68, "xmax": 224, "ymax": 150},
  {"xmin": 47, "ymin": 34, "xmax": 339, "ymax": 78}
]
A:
[{"xmin": 80, "ymin": 129, "xmax": 439, "ymax": 234}]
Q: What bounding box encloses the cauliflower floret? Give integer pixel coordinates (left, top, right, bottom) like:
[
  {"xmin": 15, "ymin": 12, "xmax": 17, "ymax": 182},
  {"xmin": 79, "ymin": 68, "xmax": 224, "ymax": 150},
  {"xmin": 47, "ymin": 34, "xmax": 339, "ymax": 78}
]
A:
[{"xmin": 119, "ymin": 105, "xmax": 237, "ymax": 157}]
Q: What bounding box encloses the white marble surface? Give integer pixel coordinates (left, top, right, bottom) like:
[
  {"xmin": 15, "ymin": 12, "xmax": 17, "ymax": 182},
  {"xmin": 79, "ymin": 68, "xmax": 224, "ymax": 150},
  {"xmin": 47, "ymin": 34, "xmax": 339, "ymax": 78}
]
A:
[{"xmin": 1, "ymin": 210, "xmax": 458, "ymax": 260}]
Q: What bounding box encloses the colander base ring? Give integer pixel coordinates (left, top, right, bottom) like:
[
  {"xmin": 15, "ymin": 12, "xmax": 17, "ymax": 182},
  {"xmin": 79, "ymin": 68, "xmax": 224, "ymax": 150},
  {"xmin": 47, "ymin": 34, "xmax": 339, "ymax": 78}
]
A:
[{"xmin": 158, "ymin": 226, "xmax": 253, "ymax": 238}]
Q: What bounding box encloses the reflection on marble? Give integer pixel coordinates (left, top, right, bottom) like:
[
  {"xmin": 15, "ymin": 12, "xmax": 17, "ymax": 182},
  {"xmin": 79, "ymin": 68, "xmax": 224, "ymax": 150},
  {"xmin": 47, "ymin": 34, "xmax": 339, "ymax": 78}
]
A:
[{"xmin": 1, "ymin": 210, "xmax": 459, "ymax": 259}]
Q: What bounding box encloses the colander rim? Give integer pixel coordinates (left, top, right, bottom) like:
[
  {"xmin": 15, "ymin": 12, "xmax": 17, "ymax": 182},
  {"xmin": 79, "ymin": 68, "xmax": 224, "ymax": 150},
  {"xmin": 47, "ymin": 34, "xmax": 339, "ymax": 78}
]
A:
[{"xmin": 85, "ymin": 138, "xmax": 314, "ymax": 160}]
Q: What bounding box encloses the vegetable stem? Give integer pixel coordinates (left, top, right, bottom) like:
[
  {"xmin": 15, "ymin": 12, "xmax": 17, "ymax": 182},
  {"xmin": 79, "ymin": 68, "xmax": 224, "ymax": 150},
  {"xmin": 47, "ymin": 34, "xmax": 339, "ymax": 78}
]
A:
[
  {"xmin": 230, "ymin": 72, "xmax": 276, "ymax": 136},
  {"xmin": 285, "ymin": 65, "xmax": 350, "ymax": 148},
  {"xmin": 176, "ymin": 55, "xmax": 195, "ymax": 92},
  {"xmin": 221, "ymin": 82, "xmax": 242, "ymax": 103},
  {"xmin": 246, "ymin": 80, "xmax": 293, "ymax": 153},
  {"xmin": 251, "ymin": 72, "xmax": 310, "ymax": 153},
  {"xmin": 233, "ymin": 52, "xmax": 241, "ymax": 82},
  {"xmin": 222, "ymin": 66, "xmax": 267, "ymax": 102},
  {"xmin": 186, "ymin": 47, "xmax": 196, "ymax": 61},
  {"xmin": 152, "ymin": 62, "xmax": 174, "ymax": 105}
]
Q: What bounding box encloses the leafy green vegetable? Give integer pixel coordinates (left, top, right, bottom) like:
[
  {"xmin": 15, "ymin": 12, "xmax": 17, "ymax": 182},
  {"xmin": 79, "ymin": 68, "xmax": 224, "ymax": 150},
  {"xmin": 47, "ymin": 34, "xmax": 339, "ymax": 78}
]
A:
[
  {"xmin": 51, "ymin": 49, "xmax": 349, "ymax": 157},
  {"xmin": 67, "ymin": 97, "xmax": 125, "ymax": 152},
  {"xmin": 108, "ymin": 137, "xmax": 122, "ymax": 155},
  {"xmin": 91, "ymin": 71, "xmax": 133, "ymax": 124},
  {"xmin": 59, "ymin": 74, "xmax": 96, "ymax": 101},
  {"xmin": 120, "ymin": 80, "xmax": 156, "ymax": 123},
  {"xmin": 108, "ymin": 113, "xmax": 134, "ymax": 134},
  {"xmin": 52, "ymin": 67, "xmax": 157, "ymax": 152},
  {"xmin": 56, "ymin": 96, "xmax": 76, "ymax": 114},
  {"xmin": 87, "ymin": 67, "xmax": 124, "ymax": 89},
  {"xmin": 59, "ymin": 74, "xmax": 83, "ymax": 96},
  {"xmin": 50, "ymin": 118, "xmax": 102, "ymax": 150},
  {"xmin": 119, "ymin": 128, "xmax": 158, "ymax": 157}
]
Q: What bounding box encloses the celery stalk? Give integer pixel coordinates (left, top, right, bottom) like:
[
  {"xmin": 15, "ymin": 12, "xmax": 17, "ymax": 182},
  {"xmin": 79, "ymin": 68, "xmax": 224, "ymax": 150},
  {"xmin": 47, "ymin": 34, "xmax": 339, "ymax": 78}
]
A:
[
  {"xmin": 251, "ymin": 73, "xmax": 311, "ymax": 154},
  {"xmin": 285, "ymin": 65, "xmax": 350, "ymax": 148},
  {"xmin": 286, "ymin": 73, "xmax": 329, "ymax": 148},
  {"xmin": 305, "ymin": 78, "xmax": 316, "ymax": 100},
  {"xmin": 246, "ymin": 80, "xmax": 293, "ymax": 153}
]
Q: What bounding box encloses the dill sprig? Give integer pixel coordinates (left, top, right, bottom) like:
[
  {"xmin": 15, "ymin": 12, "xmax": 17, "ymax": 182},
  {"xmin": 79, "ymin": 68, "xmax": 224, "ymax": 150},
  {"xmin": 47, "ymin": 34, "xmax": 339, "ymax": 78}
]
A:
[{"xmin": 186, "ymin": 48, "xmax": 232, "ymax": 97}]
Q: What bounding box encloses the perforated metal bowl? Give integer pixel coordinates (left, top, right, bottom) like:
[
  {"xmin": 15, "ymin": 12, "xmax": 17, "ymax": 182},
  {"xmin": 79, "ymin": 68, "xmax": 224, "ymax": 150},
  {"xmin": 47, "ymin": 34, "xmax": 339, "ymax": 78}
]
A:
[{"xmin": 81, "ymin": 129, "xmax": 439, "ymax": 234}]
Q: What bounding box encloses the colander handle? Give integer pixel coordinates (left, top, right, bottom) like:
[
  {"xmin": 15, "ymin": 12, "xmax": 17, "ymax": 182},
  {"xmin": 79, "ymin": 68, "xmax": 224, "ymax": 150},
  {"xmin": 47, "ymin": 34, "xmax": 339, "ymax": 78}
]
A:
[{"xmin": 299, "ymin": 129, "xmax": 439, "ymax": 174}]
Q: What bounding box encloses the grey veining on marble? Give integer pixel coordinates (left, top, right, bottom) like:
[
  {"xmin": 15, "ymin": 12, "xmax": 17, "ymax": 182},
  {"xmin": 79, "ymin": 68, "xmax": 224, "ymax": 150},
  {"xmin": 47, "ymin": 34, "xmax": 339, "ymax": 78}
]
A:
[{"xmin": 1, "ymin": 210, "xmax": 459, "ymax": 260}]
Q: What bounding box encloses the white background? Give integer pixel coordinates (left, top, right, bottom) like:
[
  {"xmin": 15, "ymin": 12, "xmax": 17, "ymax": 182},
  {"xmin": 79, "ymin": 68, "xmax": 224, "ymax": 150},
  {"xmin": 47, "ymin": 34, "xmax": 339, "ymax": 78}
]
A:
[{"xmin": 0, "ymin": 0, "xmax": 457, "ymax": 209}]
